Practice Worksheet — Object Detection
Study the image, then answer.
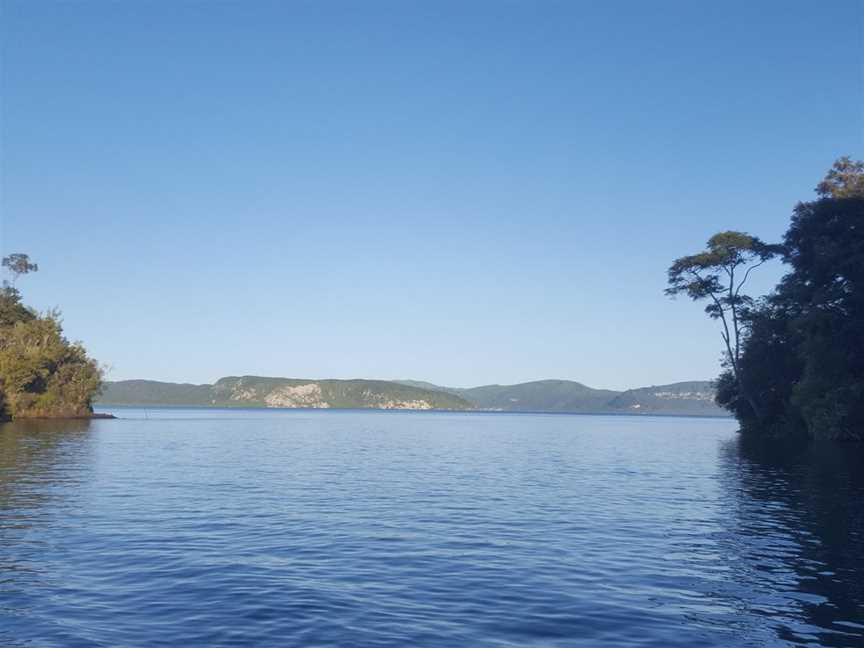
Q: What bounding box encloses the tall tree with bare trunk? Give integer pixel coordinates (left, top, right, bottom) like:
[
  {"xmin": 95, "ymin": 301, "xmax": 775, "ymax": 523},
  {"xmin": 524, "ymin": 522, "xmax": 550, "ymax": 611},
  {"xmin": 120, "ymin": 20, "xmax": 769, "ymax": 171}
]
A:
[{"xmin": 666, "ymin": 232, "xmax": 779, "ymax": 420}]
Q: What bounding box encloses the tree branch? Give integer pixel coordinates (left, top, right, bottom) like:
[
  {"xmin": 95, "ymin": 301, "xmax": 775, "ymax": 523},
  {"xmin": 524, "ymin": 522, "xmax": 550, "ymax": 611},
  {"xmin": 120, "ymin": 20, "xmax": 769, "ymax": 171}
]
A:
[
  {"xmin": 735, "ymin": 258, "xmax": 769, "ymax": 297},
  {"xmin": 687, "ymin": 268, "xmax": 738, "ymax": 377}
]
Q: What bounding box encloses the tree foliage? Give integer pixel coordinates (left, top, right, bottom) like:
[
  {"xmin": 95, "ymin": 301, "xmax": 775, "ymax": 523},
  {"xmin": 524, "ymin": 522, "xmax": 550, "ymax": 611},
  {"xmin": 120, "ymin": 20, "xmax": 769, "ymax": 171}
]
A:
[
  {"xmin": 705, "ymin": 157, "xmax": 864, "ymax": 441},
  {"xmin": 0, "ymin": 314, "xmax": 103, "ymax": 418},
  {"xmin": 666, "ymin": 232, "xmax": 780, "ymax": 420},
  {"xmin": 2, "ymin": 253, "xmax": 38, "ymax": 286},
  {"xmin": 0, "ymin": 255, "xmax": 102, "ymax": 420},
  {"xmin": 815, "ymin": 156, "xmax": 864, "ymax": 199},
  {"xmin": 0, "ymin": 286, "xmax": 36, "ymax": 328}
]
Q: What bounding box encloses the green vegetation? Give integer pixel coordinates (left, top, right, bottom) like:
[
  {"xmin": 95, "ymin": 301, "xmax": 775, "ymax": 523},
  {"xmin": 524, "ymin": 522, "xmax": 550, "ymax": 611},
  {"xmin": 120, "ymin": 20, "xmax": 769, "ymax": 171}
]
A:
[
  {"xmin": 605, "ymin": 381, "xmax": 721, "ymax": 416},
  {"xmin": 0, "ymin": 255, "xmax": 102, "ymax": 420},
  {"xmin": 669, "ymin": 158, "xmax": 864, "ymax": 441},
  {"xmin": 401, "ymin": 379, "xmax": 623, "ymax": 413},
  {"xmin": 456, "ymin": 379, "xmax": 620, "ymax": 413},
  {"xmin": 424, "ymin": 379, "xmax": 723, "ymax": 415},
  {"xmin": 100, "ymin": 376, "xmax": 473, "ymax": 411},
  {"xmin": 666, "ymin": 232, "xmax": 781, "ymax": 422},
  {"xmin": 99, "ymin": 380, "xmax": 215, "ymax": 406}
]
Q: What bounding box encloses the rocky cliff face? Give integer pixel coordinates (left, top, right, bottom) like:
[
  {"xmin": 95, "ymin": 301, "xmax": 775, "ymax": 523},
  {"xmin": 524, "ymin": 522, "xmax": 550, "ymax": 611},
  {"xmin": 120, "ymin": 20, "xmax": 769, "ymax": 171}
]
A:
[
  {"xmin": 239, "ymin": 383, "xmax": 434, "ymax": 410},
  {"xmin": 263, "ymin": 384, "xmax": 330, "ymax": 408},
  {"xmin": 216, "ymin": 378, "xmax": 448, "ymax": 410}
]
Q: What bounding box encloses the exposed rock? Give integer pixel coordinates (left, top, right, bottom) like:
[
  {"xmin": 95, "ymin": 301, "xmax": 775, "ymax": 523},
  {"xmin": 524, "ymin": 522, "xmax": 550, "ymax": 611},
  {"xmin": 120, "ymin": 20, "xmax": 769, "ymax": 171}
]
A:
[{"xmin": 263, "ymin": 384, "xmax": 330, "ymax": 408}]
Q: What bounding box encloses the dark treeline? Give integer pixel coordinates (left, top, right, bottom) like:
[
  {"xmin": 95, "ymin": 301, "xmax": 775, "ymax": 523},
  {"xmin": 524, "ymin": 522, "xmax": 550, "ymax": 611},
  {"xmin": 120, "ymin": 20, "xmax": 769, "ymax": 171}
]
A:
[
  {"xmin": 669, "ymin": 159, "xmax": 864, "ymax": 441},
  {"xmin": 0, "ymin": 255, "xmax": 102, "ymax": 420}
]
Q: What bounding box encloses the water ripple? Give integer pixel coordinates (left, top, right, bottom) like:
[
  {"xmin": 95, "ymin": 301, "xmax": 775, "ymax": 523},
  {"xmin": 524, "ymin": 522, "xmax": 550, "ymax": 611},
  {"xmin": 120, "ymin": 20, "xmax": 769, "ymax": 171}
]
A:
[{"xmin": 0, "ymin": 411, "xmax": 862, "ymax": 647}]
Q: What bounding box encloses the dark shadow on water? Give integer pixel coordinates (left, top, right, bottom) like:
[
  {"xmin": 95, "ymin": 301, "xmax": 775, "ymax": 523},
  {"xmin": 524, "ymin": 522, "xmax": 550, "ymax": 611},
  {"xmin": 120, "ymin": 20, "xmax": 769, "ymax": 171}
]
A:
[{"xmin": 718, "ymin": 436, "xmax": 864, "ymax": 646}]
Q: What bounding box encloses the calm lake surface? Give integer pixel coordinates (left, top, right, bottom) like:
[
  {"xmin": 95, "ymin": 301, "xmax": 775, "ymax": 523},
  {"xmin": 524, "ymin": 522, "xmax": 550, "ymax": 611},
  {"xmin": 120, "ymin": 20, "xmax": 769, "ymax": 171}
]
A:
[{"xmin": 1, "ymin": 409, "xmax": 862, "ymax": 647}]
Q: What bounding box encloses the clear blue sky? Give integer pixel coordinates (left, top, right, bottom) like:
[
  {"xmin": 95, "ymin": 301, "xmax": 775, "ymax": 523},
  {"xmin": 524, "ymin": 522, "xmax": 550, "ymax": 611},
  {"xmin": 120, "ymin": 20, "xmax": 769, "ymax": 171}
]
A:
[{"xmin": 1, "ymin": 1, "xmax": 861, "ymax": 390}]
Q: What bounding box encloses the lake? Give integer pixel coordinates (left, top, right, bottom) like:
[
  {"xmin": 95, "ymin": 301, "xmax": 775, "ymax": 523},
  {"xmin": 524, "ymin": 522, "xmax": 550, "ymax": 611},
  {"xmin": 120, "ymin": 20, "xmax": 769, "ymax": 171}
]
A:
[{"xmin": 1, "ymin": 409, "xmax": 862, "ymax": 647}]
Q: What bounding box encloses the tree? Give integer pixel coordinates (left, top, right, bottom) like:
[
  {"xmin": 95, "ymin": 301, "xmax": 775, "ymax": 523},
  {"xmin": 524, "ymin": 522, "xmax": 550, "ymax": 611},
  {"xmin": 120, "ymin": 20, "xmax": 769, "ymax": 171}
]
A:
[
  {"xmin": 816, "ymin": 156, "xmax": 864, "ymax": 199},
  {"xmin": 777, "ymin": 169, "xmax": 864, "ymax": 440},
  {"xmin": 701, "ymin": 157, "xmax": 864, "ymax": 441},
  {"xmin": 714, "ymin": 294, "xmax": 806, "ymax": 437},
  {"xmin": 2, "ymin": 253, "xmax": 38, "ymax": 287},
  {"xmin": 0, "ymin": 254, "xmax": 38, "ymax": 328},
  {"xmin": 666, "ymin": 231, "xmax": 780, "ymax": 420},
  {"xmin": 0, "ymin": 252, "xmax": 102, "ymax": 420},
  {"xmin": 0, "ymin": 285, "xmax": 35, "ymax": 327},
  {"xmin": 0, "ymin": 312, "xmax": 102, "ymax": 418}
]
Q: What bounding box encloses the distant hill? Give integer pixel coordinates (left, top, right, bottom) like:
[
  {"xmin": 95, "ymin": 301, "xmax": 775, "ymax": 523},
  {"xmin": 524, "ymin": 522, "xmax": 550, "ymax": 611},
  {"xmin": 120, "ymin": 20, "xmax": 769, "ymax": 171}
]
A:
[
  {"xmin": 604, "ymin": 381, "xmax": 721, "ymax": 416},
  {"xmin": 100, "ymin": 376, "xmax": 727, "ymax": 416},
  {"xmin": 396, "ymin": 379, "xmax": 726, "ymax": 416},
  {"xmin": 100, "ymin": 376, "xmax": 472, "ymax": 411},
  {"xmin": 100, "ymin": 380, "xmax": 214, "ymax": 406},
  {"xmin": 459, "ymin": 380, "xmax": 619, "ymax": 413}
]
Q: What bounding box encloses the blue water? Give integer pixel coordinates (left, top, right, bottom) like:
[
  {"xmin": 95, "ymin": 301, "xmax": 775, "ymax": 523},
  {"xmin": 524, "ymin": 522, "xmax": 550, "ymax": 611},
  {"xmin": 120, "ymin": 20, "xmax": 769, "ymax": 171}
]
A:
[{"xmin": 1, "ymin": 409, "xmax": 862, "ymax": 647}]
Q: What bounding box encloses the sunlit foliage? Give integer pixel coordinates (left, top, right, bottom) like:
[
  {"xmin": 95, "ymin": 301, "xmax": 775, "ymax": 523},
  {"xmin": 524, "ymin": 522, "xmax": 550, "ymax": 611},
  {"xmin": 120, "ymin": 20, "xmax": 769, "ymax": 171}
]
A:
[{"xmin": 0, "ymin": 256, "xmax": 102, "ymax": 420}]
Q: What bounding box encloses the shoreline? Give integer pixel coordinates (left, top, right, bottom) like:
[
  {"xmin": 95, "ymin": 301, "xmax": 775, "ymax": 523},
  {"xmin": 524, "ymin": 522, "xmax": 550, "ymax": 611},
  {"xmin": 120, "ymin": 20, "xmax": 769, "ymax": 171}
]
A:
[
  {"xmin": 95, "ymin": 404, "xmax": 731, "ymax": 420},
  {"xmin": 1, "ymin": 412, "xmax": 117, "ymax": 422}
]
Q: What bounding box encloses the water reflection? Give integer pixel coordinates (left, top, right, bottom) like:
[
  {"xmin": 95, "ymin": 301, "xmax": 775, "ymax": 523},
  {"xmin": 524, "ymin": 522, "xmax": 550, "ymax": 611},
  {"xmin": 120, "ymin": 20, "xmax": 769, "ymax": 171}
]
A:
[
  {"xmin": 718, "ymin": 437, "xmax": 864, "ymax": 646},
  {"xmin": 0, "ymin": 418, "xmax": 95, "ymax": 511},
  {"xmin": 0, "ymin": 419, "xmax": 96, "ymax": 646}
]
